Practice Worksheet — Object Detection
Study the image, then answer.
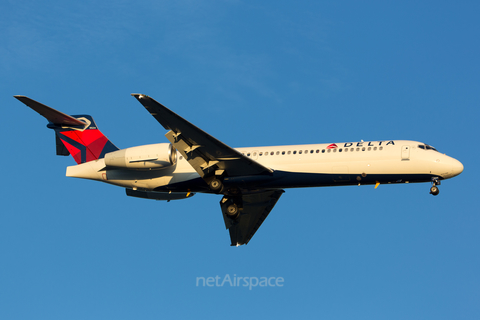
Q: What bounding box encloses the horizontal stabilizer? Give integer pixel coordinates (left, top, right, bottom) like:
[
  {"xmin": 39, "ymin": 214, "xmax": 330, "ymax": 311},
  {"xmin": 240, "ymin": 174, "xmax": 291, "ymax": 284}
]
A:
[{"xmin": 14, "ymin": 95, "xmax": 85, "ymax": 126}]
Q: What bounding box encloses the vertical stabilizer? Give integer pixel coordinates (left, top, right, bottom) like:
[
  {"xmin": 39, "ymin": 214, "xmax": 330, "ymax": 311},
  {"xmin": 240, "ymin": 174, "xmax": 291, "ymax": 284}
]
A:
[{"xmin": 14, "ymin": 95, "xmax": 119, "ymax": 164}]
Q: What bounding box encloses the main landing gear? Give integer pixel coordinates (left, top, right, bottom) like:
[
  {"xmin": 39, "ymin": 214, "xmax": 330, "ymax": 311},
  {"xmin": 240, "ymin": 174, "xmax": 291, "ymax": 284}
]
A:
[
  {"xmin": 220, "ymin": 194, "xmax": 242, "ymax": 219},
  {"xmin": 226, "ymin": 202, "xmax": 239, "ymax": 217},
  {"xmin": 209, "ymin": 176, "xmax": 242, "ymax": 219},
  {"xmin": 430, "ymin": 177, "xmax": 440, "ymax": 196},
  {"xmin": 209, "ymin": 178, "xmax": 224, "ymax": 194}
]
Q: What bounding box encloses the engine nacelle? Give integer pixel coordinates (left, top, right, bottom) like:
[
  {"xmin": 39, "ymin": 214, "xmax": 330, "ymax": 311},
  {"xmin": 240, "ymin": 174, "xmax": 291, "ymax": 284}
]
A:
[{"xmin": 104, "ymin": 143, "xmax": 176, "ymax": 169}]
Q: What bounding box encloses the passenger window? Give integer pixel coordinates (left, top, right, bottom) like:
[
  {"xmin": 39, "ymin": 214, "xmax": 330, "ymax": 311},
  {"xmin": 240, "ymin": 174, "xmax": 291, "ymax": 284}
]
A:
[
  {"xmin": 299, "ymin": 150, "xmax": 303, "ymax": 154},
  {"xmin": 282, "ymin": 151, "xmax": 285, "ymax": 155},
  {"xmin": 310, "ymin": 150, "xmax": 313, "ymax": 154},
  {"xmin": 247, "ymin": 153, "xmax": 251, "ymax": 157},
  {"xmin": 356, "ymin": 148, "xmax": 360, "ymax": 151},
  {"xmin": 362, "ymin": 147, "xmax": 365, "ymax": 151},
  {"xmin": 322, "ymin": 149, "xmax": 325, "ymax": 153},
  {"xmin": 293, "ymin": 151, "xmax": 297, "ymax": 154},
  {"xmin": 288, "ymin": 151, "xmax": 291, "ymax": 155},
  {"xmin": 333, "ymin": 149, "xmax": 337, "ymax": 152},
  {"xmin": 351, "ymin": 148, "xmax": 354, "ymax": 152},
  {"xmin": 379, "ymin": 147, "xmax": 383, "ymax": 150},
  {"xmin": 305, "ymin": 150, "xmax": 308, "ymax": 154},
  {"xmin": 276, "ymin": 151, "xmax": 280, "ymax": 155},
  {"xmin": 345, "ymin": 148, "xmax": 348, "ymax": 152},
  {"xmin": 373, "ymin": 147, "xmax": 377, "ymax": 151},
  {"xmin": 271, "ymin": 151, "xmax": 274, "ymax": 155},
  {"xmin": 316, "ymin": 149, "xmax": 319, "ymax": 153},
  {"xmin": 327, "ymin": 149, "xmax": 331, "ymax": 153},
  {"xmin": 339, "ymin": 149, "xmax": 342, "ymax": 152},
  {"xmin": 259, "ymin": 152, "xmax": 263, "ymax": 156},
  {"xmin": 367, "ymin": 147, "xmax": 371, "ymax": 151}
]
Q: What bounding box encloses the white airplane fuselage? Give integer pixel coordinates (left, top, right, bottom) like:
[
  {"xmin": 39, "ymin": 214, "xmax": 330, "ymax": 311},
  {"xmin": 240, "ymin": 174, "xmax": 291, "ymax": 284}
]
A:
[
  {"xmin": 15, "ymin": 94, "xmax": 464, "ymax": 245},
  {"xmin": 66, "ymin": 139, "xmax": 463, "ymax": 193}
]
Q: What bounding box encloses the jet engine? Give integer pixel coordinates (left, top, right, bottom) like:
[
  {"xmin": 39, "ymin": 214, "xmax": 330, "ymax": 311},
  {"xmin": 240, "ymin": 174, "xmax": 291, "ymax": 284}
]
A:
[{"xmin": 104, "ymin": 143, "xmax": 177, "ymax": 169}]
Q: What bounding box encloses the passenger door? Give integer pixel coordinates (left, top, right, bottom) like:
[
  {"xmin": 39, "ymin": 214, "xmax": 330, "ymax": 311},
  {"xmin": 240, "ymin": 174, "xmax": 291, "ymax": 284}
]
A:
[{"xmin": 401, "ymin": 145, "xmax": 410, "ymax": 160}]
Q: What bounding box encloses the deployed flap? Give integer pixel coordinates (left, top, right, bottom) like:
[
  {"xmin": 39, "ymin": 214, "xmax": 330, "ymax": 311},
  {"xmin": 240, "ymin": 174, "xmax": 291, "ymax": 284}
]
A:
[
  {"xmin": 14, "ymin": 95, "xmax": 86, "ymax": 126},
  {"xmin": 221, "ymin": 190, "xmax": 284, "ymax": 246},
  {"xmin": 131, "ymin": 94, "xmax": 273, "ymax": 180}
]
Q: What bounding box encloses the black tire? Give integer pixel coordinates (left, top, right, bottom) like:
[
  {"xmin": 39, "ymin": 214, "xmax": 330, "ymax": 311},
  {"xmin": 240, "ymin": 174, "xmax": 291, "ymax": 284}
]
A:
[
  {"xmin": 226, "ymin": 203, "xmax": 239, "ymax": 218},
  {"xmin": 209, "ymin": 178, "xmax": 224, "ymax": 193},
  {"xmin": 430, "ymin": 186, "xmax": 439, "ymax": 196}
]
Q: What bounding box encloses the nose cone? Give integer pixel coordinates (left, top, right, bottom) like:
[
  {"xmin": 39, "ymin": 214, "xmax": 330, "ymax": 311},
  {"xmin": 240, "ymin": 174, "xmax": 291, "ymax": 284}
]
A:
[{"xmin": 451, "ymin": 158, "xmax": 464, "ymax": 178}]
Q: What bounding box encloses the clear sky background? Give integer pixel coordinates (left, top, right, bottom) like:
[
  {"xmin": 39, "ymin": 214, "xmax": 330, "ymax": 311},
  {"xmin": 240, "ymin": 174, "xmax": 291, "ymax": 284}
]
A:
[{"xmin": 1, "ymin": 1, "xmax": 479, "ymax": 319}]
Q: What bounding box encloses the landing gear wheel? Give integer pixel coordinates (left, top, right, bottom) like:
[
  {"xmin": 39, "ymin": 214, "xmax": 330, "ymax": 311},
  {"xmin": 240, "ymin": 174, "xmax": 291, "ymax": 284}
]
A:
[
  {"xmin": 220, "ymin": 195, "xmax": 242, "ymax": 220},
  {"xmin": 209, "ymin": 178, "xmax": 224, "ymax": 194},
  {"xmin": 430, "ymin": 177, "xmax": 441, "ymax": 196},
  {"xmin": 226, "ymin": 203, "xmax": 239, "ymax": 218}
]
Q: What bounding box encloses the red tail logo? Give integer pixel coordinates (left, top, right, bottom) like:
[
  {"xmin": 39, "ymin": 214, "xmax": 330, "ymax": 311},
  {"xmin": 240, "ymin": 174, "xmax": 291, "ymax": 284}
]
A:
[{"xmin": 54, "ymin": 115, "xmax": 119, "ymax": 164}]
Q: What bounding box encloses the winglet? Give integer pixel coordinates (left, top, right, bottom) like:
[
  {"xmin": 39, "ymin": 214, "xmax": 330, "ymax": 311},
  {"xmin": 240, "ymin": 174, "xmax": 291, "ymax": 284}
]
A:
[{"xmin": 14, "ymin": 95, "xmax": 85, "ymax": 126}]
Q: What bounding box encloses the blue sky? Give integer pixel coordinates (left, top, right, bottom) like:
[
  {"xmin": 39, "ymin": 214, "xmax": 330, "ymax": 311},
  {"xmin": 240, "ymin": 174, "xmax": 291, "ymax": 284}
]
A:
[{"xmin": 1, "ymin": 1, "xmax": 479, "ymax": 319}]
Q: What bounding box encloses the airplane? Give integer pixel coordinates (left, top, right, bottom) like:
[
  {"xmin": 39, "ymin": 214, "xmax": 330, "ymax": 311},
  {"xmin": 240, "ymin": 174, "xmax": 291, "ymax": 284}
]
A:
[{"xmin": 14, "ymin": 94, "xmax": 464, "ymax": 246}]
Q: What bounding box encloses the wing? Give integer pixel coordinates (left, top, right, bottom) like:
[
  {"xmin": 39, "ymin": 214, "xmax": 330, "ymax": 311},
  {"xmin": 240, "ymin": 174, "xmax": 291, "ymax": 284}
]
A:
[
  {"xmin": 221, "ymin": 190, "xmax": 284, "ymax": 246},
  {"xmin": 131, "ymin": 94, "xmax": 273, "ymax": 181},
  {"xmin": 131, "ymin": 94, "xmax": 281, "ymax": 246}
]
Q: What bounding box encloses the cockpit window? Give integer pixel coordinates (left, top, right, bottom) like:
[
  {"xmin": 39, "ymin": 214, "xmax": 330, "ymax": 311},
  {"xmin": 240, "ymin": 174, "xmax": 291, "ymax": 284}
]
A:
[{"xmin": 418, "ymin": 144, "xmax": 438, "ymax": 152}]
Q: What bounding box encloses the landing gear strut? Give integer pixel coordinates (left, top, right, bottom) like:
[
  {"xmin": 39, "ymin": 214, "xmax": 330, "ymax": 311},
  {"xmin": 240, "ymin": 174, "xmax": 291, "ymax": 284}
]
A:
[{"xmin": 430, "ymin": 177, "xmax": 440, "ymax": 196}]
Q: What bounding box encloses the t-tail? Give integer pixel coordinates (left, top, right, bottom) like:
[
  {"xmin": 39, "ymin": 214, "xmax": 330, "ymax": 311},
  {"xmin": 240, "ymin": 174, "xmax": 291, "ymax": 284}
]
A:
[{"xmin": 14, "ymin": 96, "xmax": 119, "ymax": 164}]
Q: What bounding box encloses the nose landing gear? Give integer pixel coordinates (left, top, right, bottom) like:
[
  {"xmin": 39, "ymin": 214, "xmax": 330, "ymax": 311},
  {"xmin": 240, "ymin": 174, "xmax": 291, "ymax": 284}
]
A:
[{"xmin": 430, "ymin": 177, "xmax": 440, "ymax": 196}]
